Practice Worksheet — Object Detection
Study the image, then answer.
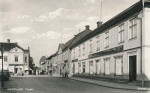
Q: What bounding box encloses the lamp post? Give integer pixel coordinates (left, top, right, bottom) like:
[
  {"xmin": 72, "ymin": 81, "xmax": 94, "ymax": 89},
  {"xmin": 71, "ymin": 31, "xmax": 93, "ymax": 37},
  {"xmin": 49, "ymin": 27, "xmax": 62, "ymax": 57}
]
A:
[{"xmin": 1, "ymin": 43, "xmax": 4, "ymax": 87}]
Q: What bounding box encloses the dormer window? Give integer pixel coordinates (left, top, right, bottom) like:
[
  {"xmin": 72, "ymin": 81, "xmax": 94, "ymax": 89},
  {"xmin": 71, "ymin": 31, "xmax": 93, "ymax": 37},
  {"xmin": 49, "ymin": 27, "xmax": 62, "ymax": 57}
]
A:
[
  {"xmin": 25, "ymin": 56, "xmax": 27, "ymax": 63},
  {"xmin": 15, "ymin": 47, "xmax": 18, "ymax": 51},
  {"xmin": 15, "ymin": 56, "xmax": 18, "ymax": 62}
]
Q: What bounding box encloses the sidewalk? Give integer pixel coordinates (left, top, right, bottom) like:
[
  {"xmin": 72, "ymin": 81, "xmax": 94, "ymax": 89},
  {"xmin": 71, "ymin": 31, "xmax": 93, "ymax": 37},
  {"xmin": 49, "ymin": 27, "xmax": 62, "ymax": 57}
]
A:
[{"xmin": 70, "ymin": 77, "xmax": 150, "ymax": 91}]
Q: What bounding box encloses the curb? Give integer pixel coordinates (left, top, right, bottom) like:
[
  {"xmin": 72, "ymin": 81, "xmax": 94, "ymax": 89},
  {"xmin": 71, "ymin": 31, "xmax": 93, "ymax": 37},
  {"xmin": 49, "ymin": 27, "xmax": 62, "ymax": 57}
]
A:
[{"xmin": 69, "ymin": 78, "xmax": 150, "ymax": 91}]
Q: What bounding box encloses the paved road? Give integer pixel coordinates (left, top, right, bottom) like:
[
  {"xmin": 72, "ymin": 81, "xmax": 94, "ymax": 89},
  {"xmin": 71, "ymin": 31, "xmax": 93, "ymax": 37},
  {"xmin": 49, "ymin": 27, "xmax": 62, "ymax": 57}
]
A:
[{"xmin": 0, "ymin": 77, "xmax": 149, "ymax": 93}]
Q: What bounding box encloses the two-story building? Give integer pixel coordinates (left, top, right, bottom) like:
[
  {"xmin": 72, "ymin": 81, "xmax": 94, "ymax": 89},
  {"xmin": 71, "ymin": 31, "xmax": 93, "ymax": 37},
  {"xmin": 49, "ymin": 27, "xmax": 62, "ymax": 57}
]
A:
[
  {"xmin": 71, "ymin": 0, "xmax": 150, "ymax": 85},
  {"xmin": 0, "ymin": 39, "xmax": 31, "ymax": 75}
]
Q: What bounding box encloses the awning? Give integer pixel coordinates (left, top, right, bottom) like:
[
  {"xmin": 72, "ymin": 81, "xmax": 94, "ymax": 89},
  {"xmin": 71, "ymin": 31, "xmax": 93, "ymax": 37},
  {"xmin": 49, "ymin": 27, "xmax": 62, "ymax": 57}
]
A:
[
  {"xmin": 24, "ymin": 66, "xmax": 32, "ymax": 70},
  {"xmin": 9, "ymin": 64, "xmax": 24, "ymax": 66}
]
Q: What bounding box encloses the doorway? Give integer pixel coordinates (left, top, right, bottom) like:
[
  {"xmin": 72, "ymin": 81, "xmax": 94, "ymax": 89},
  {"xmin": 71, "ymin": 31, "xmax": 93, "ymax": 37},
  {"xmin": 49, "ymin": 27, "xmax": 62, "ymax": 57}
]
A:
[
  {"xmin": 14, "ymin": 68, "xmax": 18, "ymax": 74},
  {"xmin": 129, "ymin": 55, "xmax": 137, "ymax": 82}
]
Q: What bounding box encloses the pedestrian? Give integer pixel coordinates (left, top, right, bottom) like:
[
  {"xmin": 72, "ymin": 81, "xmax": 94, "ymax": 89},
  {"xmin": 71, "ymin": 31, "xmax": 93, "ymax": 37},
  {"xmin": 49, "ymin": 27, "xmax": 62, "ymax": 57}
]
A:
[{"xmin": 65, "ymin": 70, "xmax": 68, "ymax": 79}]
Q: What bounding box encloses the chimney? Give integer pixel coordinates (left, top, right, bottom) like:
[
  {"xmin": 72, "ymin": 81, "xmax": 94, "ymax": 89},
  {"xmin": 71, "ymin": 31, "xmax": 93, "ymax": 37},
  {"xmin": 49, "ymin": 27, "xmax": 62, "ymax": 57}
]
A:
[
  {"xmin": 85, "ymin": 25, "xmax": 90, "ymax": 30},
  {"xmin": 97, "ymin": 21, "xmax": 103, "ymax": 28},
  {"xmin": 28, "ymin": 47, "xmax": 30, "ymax": 51},
  {"xmin": 7, "ymin": 39, "xmax": 10, "ymax": 43},
  {"xmin": 15, "ymin": 42, "xmax": 18, "ymax": 45}
]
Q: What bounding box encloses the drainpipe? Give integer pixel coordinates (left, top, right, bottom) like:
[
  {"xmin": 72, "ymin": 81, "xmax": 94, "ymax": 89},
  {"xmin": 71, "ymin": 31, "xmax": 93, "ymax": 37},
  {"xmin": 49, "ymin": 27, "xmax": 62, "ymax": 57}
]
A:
[{"xmin": 136, "ymin": 0, "xmax": 144, "ymax": 87}]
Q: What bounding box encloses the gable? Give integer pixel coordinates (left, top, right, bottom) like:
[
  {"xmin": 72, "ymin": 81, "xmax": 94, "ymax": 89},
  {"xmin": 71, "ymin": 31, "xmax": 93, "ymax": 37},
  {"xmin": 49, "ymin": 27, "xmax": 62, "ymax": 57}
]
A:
[
  {"xmin": 10, "ymin": 47, "xmax": 24, "ymax": 53},
  {"xmin": 58, "ymin": 47, "xmax": 62, "ymax": 54}
]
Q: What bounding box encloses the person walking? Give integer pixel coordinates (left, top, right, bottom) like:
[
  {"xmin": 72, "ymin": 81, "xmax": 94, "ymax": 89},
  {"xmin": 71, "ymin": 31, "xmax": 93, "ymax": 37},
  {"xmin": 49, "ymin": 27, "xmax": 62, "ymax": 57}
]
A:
[{"xmin": 65, "ymin": 70, "xmax": 69, "ymax": 79}]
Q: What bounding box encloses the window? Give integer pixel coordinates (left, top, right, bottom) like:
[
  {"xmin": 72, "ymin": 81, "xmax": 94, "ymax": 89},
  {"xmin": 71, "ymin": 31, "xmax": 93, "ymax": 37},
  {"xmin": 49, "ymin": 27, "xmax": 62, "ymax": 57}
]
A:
[
  {"xmin": 119, "ymin": 24, "xmax": 124, "ymax": 43},
  {"xmin": 15, "ymin": 47, "xmax": 18, "ymax": 51},
  {"xmin": 79, "ymin": 46, "xmax": 81, "ymax": 57},
  {"xmin": 129, "ymin": 18, "xmax": 137, "ymax": 39},
  {"xmin": 89, "ymin": 61, "xmax": 93, "ymax": 74},
  {"xmin": 25, "ymin": 56, "xmax": 27, "ymax": 63},
  {"xmin": 96, "ymin": 60, "xmax": 100, "ymax": 74},
  {"xmin": 83, "ymin": 44, "xmax": 85, "ymax": 55},
  {"xmin": 4, "ymin": 56, "xmax": 7, "ymax": 62},
  {"xmin": 82, "ymin": 62, "xmax": 85, "ymax": 73},
  {"xmin": 104, "ymin": 58, "xmax": 110, "ymax": 75},
  {"xmin": 78, "ymin": 63, "xmax": 81, "ymax": 73},
  {"xmin": 15, "ymin": 56, "xmax": 18, "ymax": 62},
  {"xmin": 115, "ymin": 56, "xmax": 123, "ymax": 75},
  {"xmin": 105, "ymin": 31, "xmax": 109, "ymax": 48},
  {"xmin": 73, "ymin": 49, "xmax": 75, "ymax": 59},
  {"xmin": 96, "ymin": 36, "xmax": 100, "ymax": 51},
  {"xmin": 89, "ymin": 40, "xmax": 92, "ymax": 53}
]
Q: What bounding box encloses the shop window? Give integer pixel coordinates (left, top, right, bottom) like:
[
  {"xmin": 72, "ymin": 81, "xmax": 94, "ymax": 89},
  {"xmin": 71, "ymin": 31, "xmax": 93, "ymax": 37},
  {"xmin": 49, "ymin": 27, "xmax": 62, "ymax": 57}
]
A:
[
  {"xmin": 104, "ymin": 58, "xmax": 110, "ymax": 75},
  {"xmin": 115, "ymin": 56, "xmax": 123, "ymax": 75}
]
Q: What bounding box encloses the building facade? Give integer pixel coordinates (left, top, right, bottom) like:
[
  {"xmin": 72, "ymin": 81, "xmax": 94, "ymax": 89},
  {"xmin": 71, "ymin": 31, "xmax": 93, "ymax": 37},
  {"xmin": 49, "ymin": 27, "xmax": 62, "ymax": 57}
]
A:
[
  {"xmin": 71, "ymin": 1, "xmax": 150, "ymax": 85},
  {"xmin": 0, "ymin": 39, "xmax": 31, "ymax": 75}
]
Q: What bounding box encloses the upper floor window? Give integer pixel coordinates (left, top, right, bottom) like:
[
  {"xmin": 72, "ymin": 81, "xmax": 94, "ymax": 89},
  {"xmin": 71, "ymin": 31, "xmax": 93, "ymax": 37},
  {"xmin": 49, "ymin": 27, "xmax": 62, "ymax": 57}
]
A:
[
  {"xmin": 83, "ymin": 44, "xmax": 85, "ymax": 55},
  {"xmin": 90, "ymin": 44, "xmax": 92, "ymax": 53},
  {"xmin": 129, "ymin": 18, "xmax": 137, "ymax": 39},
  {"xmin": 15, "ymin": 56, "xmax": 18, "ymax": 62},
  {"xmin": 79, "ymin": 46, "xmax": 81, "ymax": 57},
  {"xmin": 73, "ymin": 49, "xmax": 75, "ymax": 59},
  {"xmin": 25, "ymin": 56, "xmax": 27, "ymax": 63},
  {"xmin": 4, "ymin": 56, "xmax": 7, "ymax": 62},
  {"xmin": 89, "ymin": 40, "xmax": 92, "ymax": 53},
  {"xmin": 96, "ymin": 36, "xmax": 100, "ymax": 51},
  {"xmin": 119, "ymin": 24, "xmax": 124, "ymax": 43},
  {"xmin": 105, "ymin": 31, "xmax": 109, "ymax": 48}
]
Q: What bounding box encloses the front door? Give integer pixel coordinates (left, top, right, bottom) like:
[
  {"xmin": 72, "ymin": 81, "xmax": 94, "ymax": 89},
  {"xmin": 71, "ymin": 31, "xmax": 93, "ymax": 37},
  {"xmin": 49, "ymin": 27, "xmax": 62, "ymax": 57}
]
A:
[
  {"xmin": 14, "ymin": 68, "xmax": 18, "ymax": 74},
  {"xmin": 129, "ymin": 55, "xmax": 136, "ymax": 82}
]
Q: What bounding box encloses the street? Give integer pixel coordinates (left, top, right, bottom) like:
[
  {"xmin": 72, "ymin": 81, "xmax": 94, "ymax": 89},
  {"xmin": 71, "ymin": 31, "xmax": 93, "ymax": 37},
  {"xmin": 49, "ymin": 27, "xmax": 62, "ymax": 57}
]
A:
[{"xmin": 0, "ymin": 76, "xmax": 149, "ymax": 93}]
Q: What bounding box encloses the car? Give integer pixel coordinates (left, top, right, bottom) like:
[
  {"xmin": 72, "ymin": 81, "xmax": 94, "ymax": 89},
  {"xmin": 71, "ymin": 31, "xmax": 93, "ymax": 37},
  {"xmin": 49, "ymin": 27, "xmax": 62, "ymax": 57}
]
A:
[{"xmin": 0, "ymin": 70, "xmax": 10, "ymax": 81}]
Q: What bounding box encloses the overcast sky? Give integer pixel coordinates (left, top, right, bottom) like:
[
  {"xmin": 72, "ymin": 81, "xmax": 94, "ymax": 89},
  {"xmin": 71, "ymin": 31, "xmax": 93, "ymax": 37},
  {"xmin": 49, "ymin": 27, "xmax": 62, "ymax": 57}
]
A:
[{"xmin": 0, "ymin": 0, "xmax": 139, "ymax": 66}]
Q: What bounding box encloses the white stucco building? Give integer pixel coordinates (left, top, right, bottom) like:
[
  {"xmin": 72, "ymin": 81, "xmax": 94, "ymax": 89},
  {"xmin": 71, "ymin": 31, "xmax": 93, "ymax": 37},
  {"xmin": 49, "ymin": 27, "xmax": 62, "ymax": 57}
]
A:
[
  {"xmin": 0, "ymin": 39, "xmax": 31, "ymax": 75},
  {"xmin": 71, "ymin": 1, "xmax": 150, "ymax": 85}
]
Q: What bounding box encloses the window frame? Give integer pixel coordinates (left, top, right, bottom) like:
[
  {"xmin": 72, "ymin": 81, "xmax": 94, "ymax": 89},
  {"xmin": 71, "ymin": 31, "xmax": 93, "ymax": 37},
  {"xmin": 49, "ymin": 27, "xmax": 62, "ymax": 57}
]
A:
[
  {"xmin": 118, "ymin": 23, "xmax": 124, "ymax": 43},
  {"xmin": 25, "ymin": 56, "xmax": 27, "ymax": 63},
  {"xmin": 105, "ymin": 31, "xmax": 109, "ymax": 48},
  {"xmin": 96, "ymin": 36, "xmax": 100, "ymax": 51},
  {"xmin": 104, "ymin": 58, "xmax": 110, "ymax": 75},
  {"xmin": 115, "ymin": 56, "xmax": 123, "ymax": 76},
  {"xmin": 89, "ymin": 40, "xmax": 92, "ymax": 53},
  {"xmin": 79, "ymin": 46, "xmax": 81, "ymax": 57},
  {"xmin": 4, "ymin": 56, "xmax": 7, "ymax": 62},
  {"xmin": 83, "ymin": 43, "xmax": 85, "ymax": 55},
  {"xmin": 15, "ymin": 56, "xmax": 18, "ymax": 62},
  {"xmin": 128, "ymin": 18, "xmax": 137, "ymax": 40}
]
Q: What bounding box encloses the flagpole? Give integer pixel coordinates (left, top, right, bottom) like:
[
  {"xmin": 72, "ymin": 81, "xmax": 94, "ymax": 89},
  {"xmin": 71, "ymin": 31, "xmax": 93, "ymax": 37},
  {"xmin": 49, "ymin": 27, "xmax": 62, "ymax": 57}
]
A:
[
  {"xmin": 141, "ymin": 0, "xmax": 144, "ymax": 87},
  {"xmin": 1, "ymin": 43, "xmax": 4, "ymax": 87}
]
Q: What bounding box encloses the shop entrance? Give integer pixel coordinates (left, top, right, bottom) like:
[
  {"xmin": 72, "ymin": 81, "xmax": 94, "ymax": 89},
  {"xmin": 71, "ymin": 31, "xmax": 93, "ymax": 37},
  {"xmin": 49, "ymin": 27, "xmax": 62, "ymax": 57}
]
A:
[
  {"xmin": 14, "ymin": 68, "xmax": 18, "ymax": 74},
  {"xmin": 129, "ymin": 55, "xmax": 136, "ymax": 82}
]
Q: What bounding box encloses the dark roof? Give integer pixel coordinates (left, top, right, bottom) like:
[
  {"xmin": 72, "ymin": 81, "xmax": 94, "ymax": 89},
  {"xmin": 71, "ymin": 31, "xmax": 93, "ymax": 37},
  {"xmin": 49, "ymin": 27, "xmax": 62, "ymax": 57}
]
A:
[
  {"xmin": 0, "ymin": 42, "xmax": 28, "ymax": 52},
  {"xmin": 72, "ymin": 1, "xmax": 150, "ymax": 48},
  {"xmin": 24, "ymin": 49, "xmax": 29, "ymax": 52},
  {"xmin": 39, "ymin": 56, "xmax": 47, "ymax": 63},
  {"xmin": 46, "ymin": 53, "xmax": 56, "ymax": 60},
  {"xmin": 70, "ymin": 29, "xmax": 91, "ymax": 49},
  {"xmin": 58, "ymin": 43, "xmax": 64, "ymax": 50},
  {"xmin": 62, "ymin": 38, "xmax": 74, "ymax": 51}
]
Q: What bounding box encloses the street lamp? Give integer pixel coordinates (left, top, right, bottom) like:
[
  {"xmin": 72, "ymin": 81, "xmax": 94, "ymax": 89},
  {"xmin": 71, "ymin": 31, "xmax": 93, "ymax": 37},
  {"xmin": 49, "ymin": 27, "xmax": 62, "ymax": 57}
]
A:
[{"xmin": 1, "ymin": 43, "xmax": 4, "ymax": 87}]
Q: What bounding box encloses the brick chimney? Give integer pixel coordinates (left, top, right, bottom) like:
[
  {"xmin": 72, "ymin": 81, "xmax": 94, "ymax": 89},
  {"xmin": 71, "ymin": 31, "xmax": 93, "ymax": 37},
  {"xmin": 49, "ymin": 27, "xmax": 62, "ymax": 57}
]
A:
[
  {"xmin": 85, "ymin": 25, "xmax": 90, "ymax": 30},
  {"xmin": 15, "ymin": 42, "xmax": 18, "ymax": 45},
  {"xmin": 7, "ymin": 39, "xmax": 10, "ymax": 43},
  {"xmin": 97, "ymin": 21, "xmax": 103, "ymax": 28}
]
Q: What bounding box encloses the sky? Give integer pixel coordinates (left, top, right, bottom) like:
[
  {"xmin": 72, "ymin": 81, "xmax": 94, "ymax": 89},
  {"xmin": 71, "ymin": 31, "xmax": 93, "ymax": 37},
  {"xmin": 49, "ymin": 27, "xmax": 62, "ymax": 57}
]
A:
[{"xmin": 0, "ymin": 0, "xmax": 139, "ymax": 66}]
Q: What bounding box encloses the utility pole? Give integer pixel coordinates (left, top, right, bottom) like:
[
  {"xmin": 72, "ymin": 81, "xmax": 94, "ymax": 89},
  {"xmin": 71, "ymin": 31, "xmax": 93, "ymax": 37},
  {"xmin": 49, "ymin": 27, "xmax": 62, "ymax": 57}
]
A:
[{"xmin": 1, "ymin": 43, "xmax": 4, "ymax": 87}]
